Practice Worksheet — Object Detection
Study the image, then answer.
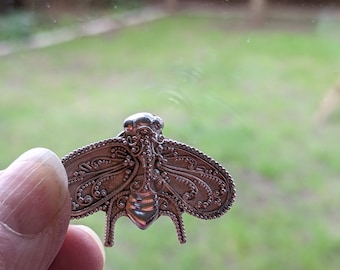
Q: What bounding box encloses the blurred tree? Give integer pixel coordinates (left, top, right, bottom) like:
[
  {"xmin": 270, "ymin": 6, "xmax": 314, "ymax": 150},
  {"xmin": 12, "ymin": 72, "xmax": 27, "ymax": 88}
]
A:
[
  {"xmin": 164, "ymin": 0, "xmax": 179, "ymax": 12},
  {"xmin": 3, "ymin": 0, "xmax": 340, "ymax": 12},
  {"xmin": 249, "ymin": 0, "xmax": 267, "ymax": 26},
  {"xmin": 0, "ymin": 0, "xmax": 21, "ymax": 13}
]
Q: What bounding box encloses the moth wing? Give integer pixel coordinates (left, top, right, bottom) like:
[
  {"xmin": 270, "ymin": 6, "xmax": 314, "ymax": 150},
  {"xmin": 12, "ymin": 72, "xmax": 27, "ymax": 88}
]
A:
[
  {"xmin": 158, "ymin": 139, "xmax": 236, "ymax": 219},
  {"xmin": 62, "ymin": 138, "xmax": 138, "ymax": 218}
]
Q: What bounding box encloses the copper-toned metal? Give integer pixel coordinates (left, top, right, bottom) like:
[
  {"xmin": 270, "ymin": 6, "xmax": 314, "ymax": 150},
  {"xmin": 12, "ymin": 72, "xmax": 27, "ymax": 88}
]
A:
[{"xmin": 62, "ymin": 112, "xmax": 236, "ymax": 247}]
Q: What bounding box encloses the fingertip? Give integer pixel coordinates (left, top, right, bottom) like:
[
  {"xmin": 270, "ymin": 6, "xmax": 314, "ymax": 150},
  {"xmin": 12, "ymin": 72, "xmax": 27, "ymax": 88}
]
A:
[
  {"xmin": 0, "ymin": 148, "xmax": 71, "ymax": 269},
  {"xmin": 49, "ymin": 225, "xmax": 105, "ymax": 270},
  {"xmin": 0, "ymin": 147, "xmax": 69, "ymax": 235},
  {"xmin": 76, "ymin": 225, "xmax": 106, "ymax": 263},
  {"xmin": 16, "ymin": 147, "xmax": 68, "ymax": 189}
]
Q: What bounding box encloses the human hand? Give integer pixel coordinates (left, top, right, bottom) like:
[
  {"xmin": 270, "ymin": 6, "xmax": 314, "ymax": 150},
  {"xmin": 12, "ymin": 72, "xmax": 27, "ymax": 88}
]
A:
[{"xmin": 0, "ymin": 148, "xmax": 105, "ymax": 270}]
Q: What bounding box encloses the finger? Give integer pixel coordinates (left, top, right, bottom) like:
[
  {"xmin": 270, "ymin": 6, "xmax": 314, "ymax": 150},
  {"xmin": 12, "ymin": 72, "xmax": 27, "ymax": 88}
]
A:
[
  {"xmin": 49, "ymin": 225, "xmax": 105, "ymax": 270},
  {"xmin": 0, "ymin": 148, "xmax": 70, "ymax": 270}
]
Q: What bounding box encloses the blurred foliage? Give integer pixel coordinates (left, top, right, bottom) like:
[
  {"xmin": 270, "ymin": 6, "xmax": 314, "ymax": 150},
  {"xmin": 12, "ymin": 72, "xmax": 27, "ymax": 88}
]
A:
[
  {"xmin": 0, "ymin": 0, "xmax": 143, "ymax": 41},
  {"xmin": 0, "ymin": 11, "xmax": 35, "ymax": 40}
]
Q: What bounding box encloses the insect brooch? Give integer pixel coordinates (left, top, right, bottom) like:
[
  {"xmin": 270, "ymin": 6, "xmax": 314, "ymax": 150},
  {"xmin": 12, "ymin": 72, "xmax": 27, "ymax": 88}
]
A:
[{"xmin": 62, "ymin": 112, "xmax": 236, "ymax": 247}]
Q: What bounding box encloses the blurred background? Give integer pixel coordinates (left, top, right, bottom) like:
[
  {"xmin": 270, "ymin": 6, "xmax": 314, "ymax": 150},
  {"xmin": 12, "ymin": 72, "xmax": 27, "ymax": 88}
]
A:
[{"xmin": 1, "ymin": 0, "xmax": 340, "ymax": 269}]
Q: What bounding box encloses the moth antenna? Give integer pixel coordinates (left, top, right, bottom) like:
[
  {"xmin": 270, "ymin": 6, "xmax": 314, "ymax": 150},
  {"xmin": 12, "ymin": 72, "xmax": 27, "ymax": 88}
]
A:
[
  {"xmin": 105, "ymin": 194, "xmax": 128, "ymax": 247},
  {"xmin": 105, "ymin": 210, "xmax": 126, "ymax": 247},
  {"xmin": 159, "ymin": 195, "xmax": 187, "ymax": 244},
  {"xmin": 160, "ymin": 210, "xmax": 186, "ymax": 244}
]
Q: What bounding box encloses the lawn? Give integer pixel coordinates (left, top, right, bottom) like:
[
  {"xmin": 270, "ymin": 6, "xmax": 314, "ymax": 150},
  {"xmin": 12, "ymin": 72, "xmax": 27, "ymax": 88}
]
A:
[{"xmin": 1, "ymin": 11, "xmax": 340, "ymax": 270}]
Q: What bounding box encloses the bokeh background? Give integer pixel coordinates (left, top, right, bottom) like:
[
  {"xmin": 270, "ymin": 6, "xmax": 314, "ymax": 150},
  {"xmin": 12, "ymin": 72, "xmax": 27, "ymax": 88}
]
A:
[{"xmin": 1, "ymin": 1, "xmax": 340, "ymax": 269}]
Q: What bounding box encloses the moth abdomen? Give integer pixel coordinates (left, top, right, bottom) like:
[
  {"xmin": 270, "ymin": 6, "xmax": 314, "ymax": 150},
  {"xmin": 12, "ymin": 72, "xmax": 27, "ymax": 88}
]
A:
[{"xmin": 126, "ymin": 189, "xmax": 159, "ymax": 230}]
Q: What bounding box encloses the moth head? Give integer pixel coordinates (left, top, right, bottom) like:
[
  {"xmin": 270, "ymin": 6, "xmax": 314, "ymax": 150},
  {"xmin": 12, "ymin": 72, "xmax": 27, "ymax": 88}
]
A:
[{"xmin": 124, "ymin": 112, "xmax": 164, "ymax": 135}]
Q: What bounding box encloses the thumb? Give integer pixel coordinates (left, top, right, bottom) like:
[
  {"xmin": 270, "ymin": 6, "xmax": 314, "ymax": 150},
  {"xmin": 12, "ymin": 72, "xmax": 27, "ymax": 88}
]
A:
[{"xmin": 0, "ymin": 148, "xmax": 71, "ymax": 270}]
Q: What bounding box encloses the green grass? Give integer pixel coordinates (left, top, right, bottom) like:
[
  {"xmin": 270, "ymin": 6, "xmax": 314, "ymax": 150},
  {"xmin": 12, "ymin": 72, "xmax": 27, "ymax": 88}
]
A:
[{"xmin": 1, "ymin": 13, "xmax": 340, "ymax": 270}]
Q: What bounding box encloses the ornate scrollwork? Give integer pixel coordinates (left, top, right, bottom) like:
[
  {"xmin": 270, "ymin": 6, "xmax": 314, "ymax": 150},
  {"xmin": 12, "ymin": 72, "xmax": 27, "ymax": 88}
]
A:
[{"xmin": 62, "ymin": 112, "xmax": 236, "ymax": 247}]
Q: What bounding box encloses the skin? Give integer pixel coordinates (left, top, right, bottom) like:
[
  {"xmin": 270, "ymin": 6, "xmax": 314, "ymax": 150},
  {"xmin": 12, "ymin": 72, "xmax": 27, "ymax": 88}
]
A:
[{"xmin": 0, "ymin": 148, "xmax": 105, "ymax": 270}]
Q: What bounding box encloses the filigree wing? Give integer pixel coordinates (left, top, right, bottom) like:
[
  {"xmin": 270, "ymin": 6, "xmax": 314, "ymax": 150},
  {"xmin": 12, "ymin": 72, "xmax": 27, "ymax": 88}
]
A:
[
  {"xmin": 158, "ymin": 139, "xmax": 236, "ymax": 219},
  {"xmin": 62, "ymin": 138, "xmax": 138, "ymax": 218}
]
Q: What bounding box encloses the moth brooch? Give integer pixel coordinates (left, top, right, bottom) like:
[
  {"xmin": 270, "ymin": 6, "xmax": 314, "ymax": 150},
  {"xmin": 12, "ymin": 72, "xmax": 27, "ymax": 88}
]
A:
[{"xmin": 62, "ymin": 112, "xmax": 236, "ymax": 247}]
